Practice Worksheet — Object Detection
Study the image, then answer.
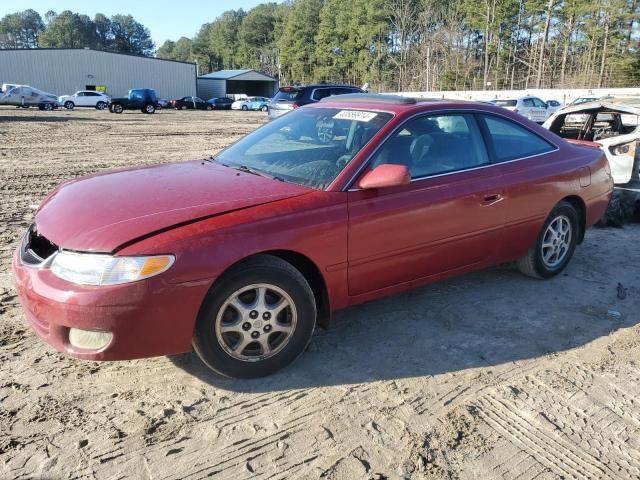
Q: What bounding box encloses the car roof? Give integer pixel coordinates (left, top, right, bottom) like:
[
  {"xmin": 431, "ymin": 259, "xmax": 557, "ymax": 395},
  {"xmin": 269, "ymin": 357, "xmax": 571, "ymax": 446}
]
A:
[
  {"xmin": 320, "ymin": 93, "xmax": 418, "ymax": 105},
  {"xmin": 310, "ymin": 93, "xmax": 508, "ymax": 115},
  {"xmin": 280, "ymin": 84, "xmax": 361, "ymax": 90}
]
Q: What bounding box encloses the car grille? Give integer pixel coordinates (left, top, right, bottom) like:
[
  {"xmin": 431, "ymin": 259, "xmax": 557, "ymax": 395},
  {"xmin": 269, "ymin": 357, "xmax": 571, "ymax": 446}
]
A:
[{"xmin": 20, "ymin": 225, "xmax": 58, "ymax": 267}]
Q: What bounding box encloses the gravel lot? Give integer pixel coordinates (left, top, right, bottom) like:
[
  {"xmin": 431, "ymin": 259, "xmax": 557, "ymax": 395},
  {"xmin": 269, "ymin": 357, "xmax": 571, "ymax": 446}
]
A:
[{"xmin": 1, "ymin": 107, "xmax": 639, "ymax": 480}]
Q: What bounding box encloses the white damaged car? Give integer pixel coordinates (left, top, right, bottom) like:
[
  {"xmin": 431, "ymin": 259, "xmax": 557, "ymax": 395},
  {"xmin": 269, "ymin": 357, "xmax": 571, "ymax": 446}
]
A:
[
  {"xmin": 0, "ymin": 85, "xmax": 59, "ymax": 110},
  {"xmin": 543, "ymin": 99, "xmax": 640, "ymax": 224},
  {"xmin": 543, "ymin": 100, "xmax": 639, "ymax": 185}
]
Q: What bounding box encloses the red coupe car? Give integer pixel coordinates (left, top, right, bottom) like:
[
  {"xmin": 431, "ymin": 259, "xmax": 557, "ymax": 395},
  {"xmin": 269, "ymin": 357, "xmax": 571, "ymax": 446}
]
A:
[{"xmin": 13, "ymin": 94, "xmax": 613, "ymax": 378}]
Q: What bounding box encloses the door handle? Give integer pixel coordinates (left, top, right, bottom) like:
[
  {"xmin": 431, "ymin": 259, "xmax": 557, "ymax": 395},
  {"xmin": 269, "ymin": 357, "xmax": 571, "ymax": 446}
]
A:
[{"xmin": 483, "ymin": 193, "xmax": 503, "ymax": 205}]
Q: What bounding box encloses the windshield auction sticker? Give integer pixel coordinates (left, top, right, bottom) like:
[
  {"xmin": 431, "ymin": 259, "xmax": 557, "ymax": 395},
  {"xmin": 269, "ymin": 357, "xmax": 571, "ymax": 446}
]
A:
[{"xmin": 333, "ymin": 110, "xmax": 378, "ymax": 122}]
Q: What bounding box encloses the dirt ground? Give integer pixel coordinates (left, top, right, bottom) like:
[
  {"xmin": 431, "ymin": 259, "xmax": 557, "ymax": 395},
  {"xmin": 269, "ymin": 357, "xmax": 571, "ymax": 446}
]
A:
[{"xmin": 1, "ymin": 107, "xmax": 640, "ymax": 480}]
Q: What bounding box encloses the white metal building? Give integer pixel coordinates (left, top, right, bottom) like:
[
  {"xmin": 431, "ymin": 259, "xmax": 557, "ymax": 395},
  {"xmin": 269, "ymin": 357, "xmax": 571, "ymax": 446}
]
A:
[
  {"xmin": 0, "ymin": 48, "xmax": 196, "ymax": 98},
  {"xmin": 197, "ymin": 70, "xmax": 278, "ymax": 100}
]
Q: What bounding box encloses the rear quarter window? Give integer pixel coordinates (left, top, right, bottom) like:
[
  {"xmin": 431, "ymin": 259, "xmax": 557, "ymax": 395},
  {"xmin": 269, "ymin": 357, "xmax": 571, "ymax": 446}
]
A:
[
  {"xmin": 273, "ymin": 88, "xmax": 304, "ymax": 102},
  {"xmin": 494, "ymin": 100, "xmax": 517, "ymax": 107},
  {"xmin": 482, "ymin": 115, "xmax": 556, "ymax": 162}
]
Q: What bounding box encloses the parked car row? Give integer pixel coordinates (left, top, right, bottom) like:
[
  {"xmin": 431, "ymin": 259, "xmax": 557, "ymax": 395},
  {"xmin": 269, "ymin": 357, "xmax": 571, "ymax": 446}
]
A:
[
  {"xmin": 489, "ymin": 95, "xmax": 620, "ymax": 124},
  {"xmin": 1, "ymin": 80, "xmax": 369, "ymax": 116}
]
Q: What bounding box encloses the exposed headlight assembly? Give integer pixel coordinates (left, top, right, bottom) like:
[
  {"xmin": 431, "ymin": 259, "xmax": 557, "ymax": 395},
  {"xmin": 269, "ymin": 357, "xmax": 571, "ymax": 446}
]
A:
[
  {"xmin": 610, "ymin": 142, "xmax": 634, "ymax": 156},
  {"xmin": 50, "ymin": 251, "xmax": 174, "ymax": 286}
]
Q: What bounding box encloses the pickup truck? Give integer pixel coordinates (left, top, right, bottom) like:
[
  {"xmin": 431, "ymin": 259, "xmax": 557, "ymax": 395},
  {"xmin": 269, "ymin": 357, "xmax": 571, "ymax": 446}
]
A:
[{"xmin": 109, "ymin": 89, "xmax": 159, "ymax": 114}]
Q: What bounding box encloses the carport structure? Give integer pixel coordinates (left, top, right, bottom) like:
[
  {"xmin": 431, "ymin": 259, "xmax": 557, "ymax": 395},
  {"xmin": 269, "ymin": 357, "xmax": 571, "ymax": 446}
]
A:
[{"xmin": 196, "ymin": 69, "xmax": 278, "ymax": 100}]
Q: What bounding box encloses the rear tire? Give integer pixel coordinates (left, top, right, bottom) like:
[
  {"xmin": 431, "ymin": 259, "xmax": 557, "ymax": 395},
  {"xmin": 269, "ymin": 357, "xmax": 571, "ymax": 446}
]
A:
[
  {"xmin": 143, "ymin": 104, "xmax": 155, "ymax": 114},
  {"xmin": 193, "ymin": 255, "xmax": 317, "ymax": 378},
  {"xmin": 206, "ymin": 105, "xmax": 213, "ymax": 111},
  {"xmin": 241, "ymin": 105, "xmax": 248, "ymax": 111},
  {"xmin": 517, "ymin": 201, "xmax": 580, "ymax": 279},
  {"xmin": 261, "ymin": 105, "xmax": 268, "ymax": 112}
]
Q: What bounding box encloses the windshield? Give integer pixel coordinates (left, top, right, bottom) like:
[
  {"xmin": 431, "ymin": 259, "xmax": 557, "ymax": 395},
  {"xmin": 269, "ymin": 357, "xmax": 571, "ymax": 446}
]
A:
[
  {"xmin": 214, "ymin": 107, "xmax": 393, "ymax": 189},
  {"xmin": 572, "ymin": 98, "xmax": 596, "ymax": 105}
]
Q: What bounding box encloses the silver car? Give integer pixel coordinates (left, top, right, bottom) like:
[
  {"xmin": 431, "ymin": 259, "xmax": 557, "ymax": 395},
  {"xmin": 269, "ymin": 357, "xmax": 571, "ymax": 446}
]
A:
[
  {"xmin": 491, "ymin": 96, "xmax": 550, "ymax": 123},
  {"xmin": 0, "ymin": 85, "xmax": 59, "ymax": 110}
]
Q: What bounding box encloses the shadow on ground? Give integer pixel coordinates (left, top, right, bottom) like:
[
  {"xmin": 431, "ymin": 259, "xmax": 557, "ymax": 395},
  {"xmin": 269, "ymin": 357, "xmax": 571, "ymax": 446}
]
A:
[
  {"xmin": 0, "ymin": 114, "xmax": 99, "ymax": 123},
  {"xmin": 170, "ymin": 259, "xmax": 637, "ymax": 393}
]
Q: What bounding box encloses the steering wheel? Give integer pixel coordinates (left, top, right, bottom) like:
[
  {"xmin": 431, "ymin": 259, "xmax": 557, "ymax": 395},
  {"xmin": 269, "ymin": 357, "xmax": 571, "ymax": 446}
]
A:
[{"xmin": 336, "ymin": 155, "xmax": 351, "ymax": 169}]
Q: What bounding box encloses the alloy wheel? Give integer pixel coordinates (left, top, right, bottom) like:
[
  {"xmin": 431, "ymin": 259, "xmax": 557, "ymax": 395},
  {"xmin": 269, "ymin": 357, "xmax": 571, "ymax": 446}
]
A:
[
  {"xmin": 215, "ymin": 283, "xmax": 297, "ymax": 362},
  {"xmin": 541, "ymin": 215, "xmax": 572, "ymax": 268}
]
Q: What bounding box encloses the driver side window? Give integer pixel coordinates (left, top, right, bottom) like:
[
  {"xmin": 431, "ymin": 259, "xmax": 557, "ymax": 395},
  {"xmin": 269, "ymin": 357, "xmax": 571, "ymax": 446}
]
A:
[
  {"xmin": 532, "ymin": 98, "xmax": 546, "ymax": 108},
  {"xmin": 370, "ymin": 113, "xmax": 489, "ymax": 179}
]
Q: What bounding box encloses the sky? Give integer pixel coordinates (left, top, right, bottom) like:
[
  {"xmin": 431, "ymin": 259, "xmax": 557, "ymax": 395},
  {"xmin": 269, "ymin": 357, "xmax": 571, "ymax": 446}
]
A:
[{"xmin": 0, "ymin": 0, "xmax": 271, "ymax": 47}]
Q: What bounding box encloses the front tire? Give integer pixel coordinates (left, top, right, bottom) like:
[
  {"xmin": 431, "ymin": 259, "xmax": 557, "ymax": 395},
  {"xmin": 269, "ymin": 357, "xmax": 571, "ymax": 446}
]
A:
[
  {"xmin": 517, "ymin": 201, "xmax": 580, "ymax": 279},
  {"xmin": 112, "ymin": 104, "xmax": 124, "ymax": 114},
  {"xmin": 64, "ymin": 101, "xmax": 74, "ymax": 110},
  {"xmin": 193, "ymin": 255, "xmax": 317, "ymax": 378},
  {"xmin": 241, "ymin": 105, "xmax": 248, "ymax": 111},
  {"xmin": 96, "ymin": 101, "xmax": 106, "ymax": 110}
]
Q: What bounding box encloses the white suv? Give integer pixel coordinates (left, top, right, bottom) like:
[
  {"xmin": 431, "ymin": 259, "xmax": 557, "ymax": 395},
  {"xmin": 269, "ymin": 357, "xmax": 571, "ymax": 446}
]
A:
[
  {"xmin": 491, "ymin": 96, "xmax": 550, "ymax": 123},
  {"xmin": 59, "ymin": 91, "xmax": 110, "ymax": 110}
]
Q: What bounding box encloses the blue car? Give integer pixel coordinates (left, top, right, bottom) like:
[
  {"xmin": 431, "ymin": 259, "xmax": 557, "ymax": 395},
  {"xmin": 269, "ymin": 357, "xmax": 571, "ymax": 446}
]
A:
[
  {"xmin": 248, "ymin": 97, "xmax": 270, "ymax": 112},
  {"xmin": 232, "ymin": 96, "xmax": 270, "ymax": 111}
]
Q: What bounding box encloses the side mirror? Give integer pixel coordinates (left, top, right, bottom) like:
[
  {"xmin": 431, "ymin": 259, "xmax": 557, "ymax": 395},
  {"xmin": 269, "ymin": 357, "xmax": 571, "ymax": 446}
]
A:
[{"xmin": 357, "ymin": 164, "xmax": 411, "ymax": 190}]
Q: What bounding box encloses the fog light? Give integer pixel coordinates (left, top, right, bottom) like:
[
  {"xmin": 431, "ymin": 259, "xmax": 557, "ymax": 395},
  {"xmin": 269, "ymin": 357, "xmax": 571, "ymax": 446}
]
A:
[{"xmin": 68, "ymin": 328, "xmax": 113, "ymax": 350}]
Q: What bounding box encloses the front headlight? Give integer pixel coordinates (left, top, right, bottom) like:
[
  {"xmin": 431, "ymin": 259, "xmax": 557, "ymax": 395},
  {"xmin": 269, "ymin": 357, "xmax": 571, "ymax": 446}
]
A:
[
  {"xmin": 610, "ymin": 142, "xmax": 634, "ymax": 156},
  {"xmin": 50, "ymin": 251, "xmax": 174, "ymax": 286}
]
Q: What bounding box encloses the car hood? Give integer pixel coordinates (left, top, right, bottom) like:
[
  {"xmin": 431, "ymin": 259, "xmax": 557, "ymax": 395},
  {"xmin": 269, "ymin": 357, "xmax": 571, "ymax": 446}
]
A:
[{"xmin": 35, "ymin": 160, "xmax": 311, "ymax": 252}]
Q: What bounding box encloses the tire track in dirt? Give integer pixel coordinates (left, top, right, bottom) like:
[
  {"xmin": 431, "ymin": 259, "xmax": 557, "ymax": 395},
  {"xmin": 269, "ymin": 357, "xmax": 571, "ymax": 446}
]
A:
[
  {"xmin": 519, "ymin": 374, "xmax": 640, "ymax": 476},
  {"xmin": 476, "ymin": 394, "xmax": 617, "ymax": 479},
  {"xmin": 474, "ymin": 358, "xmax": 640, "ymax": 480},
  {"xmin": 69, "ymin": 386, "xmax": 327, "ymax": 479}
]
